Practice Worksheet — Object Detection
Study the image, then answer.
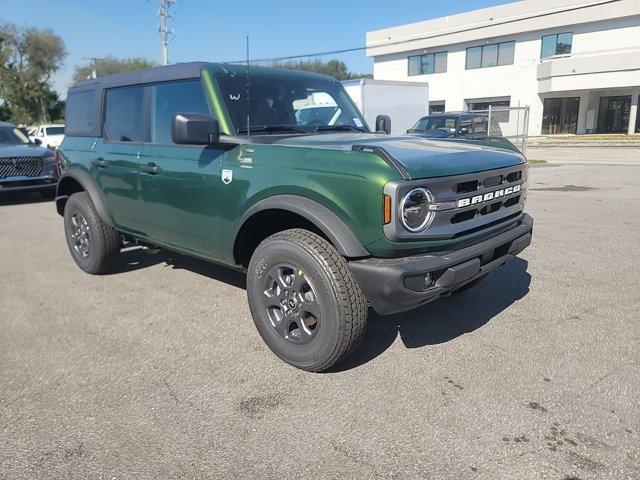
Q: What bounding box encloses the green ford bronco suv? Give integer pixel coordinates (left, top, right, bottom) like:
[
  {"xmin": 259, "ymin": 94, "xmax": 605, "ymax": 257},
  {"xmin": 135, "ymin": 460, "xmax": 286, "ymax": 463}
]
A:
[{"xmin": 57, "ymin": 62, "xmax": 533, "ymax": 371}]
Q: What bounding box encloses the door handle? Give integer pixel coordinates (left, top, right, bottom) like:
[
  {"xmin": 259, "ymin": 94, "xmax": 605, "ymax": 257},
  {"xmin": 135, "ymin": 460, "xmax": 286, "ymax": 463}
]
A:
[
  {"xmin": 91, "ymin": 158, "xmax": 108, "ymax": 168},
  {"xmin": 140, "ymin": 162, "xmax": 161, "ymax": 174}
]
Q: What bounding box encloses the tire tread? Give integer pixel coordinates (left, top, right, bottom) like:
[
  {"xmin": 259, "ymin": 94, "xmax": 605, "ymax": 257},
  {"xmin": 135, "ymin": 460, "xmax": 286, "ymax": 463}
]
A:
[
  {"xmin": 259, "ymin": 229, "xmax": 367, "ymax": 371},
  {"xmin": 65, "ymin": 192, "xmax": 120, "ymax": 274}
]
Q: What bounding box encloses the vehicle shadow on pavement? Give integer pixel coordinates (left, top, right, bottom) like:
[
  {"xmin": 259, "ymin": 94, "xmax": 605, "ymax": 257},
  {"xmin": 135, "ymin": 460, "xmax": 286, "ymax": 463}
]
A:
[
  {"xmin": 329, "ymin": 258, "xmax": 531, "ymax": 372},
  {"xmin": 114, "ymin": 247, "xmax": 247, "ymax": 289},
  {"xmin": 0, "ymin": 191, "xmax": 54, "ymax": 205}
]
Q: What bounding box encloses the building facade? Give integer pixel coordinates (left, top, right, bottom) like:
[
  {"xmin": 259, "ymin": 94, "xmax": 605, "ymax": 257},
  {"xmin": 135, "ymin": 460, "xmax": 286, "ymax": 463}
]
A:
[{"xmin": 366, "ymin": 0, "xmax": 640, "ymax": 136}]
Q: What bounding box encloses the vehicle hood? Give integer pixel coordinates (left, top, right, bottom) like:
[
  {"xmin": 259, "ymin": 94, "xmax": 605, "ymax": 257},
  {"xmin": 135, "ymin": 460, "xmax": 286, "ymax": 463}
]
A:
[
  {"xmin": 0, "ymin": 143, "xmax": 51, "ymax": 158},
  {"xmin": 274, "ymin": 133, "xmax": 525, "ymax": 179}
]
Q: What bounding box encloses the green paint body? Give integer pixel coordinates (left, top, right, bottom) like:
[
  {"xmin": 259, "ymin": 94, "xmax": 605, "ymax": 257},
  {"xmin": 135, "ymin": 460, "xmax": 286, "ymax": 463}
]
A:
[{"xmin": 59, "ymin": 64, "xmax": 526, "ymax": 266}]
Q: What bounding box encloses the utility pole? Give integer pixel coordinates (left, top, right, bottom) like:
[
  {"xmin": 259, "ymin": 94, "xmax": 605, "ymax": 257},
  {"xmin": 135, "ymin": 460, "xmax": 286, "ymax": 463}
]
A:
[
  {"xmin": 83, "ymin": 56, "xmax": 106, "ymax": 79},
  {"xmin": 158, "ymin": 0, "xmax": 175, "ymax": 66}
]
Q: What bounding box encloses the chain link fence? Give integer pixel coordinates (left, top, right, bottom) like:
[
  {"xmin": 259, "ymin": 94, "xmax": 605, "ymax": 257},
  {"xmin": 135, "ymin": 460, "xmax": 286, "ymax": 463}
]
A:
[{"xmin": 475, "ymin": 106, "xmax": 530, "ymax": 153}]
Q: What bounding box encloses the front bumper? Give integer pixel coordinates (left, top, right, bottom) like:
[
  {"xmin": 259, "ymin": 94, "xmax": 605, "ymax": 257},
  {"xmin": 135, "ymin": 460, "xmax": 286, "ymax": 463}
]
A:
[
  {"xmin": 0, "ymin": 175, "xmax": 58, "ymax": 193},
  {"xmin": 349, "ymin": 214, "xmax": 533, "ymax": 315}
]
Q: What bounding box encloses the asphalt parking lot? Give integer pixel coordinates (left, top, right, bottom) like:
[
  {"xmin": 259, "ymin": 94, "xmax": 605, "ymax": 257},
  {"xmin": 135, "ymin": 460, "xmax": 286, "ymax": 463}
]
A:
[{"xmin": 1, "ymin": 163, "xmax": 639, "ymax": 479}]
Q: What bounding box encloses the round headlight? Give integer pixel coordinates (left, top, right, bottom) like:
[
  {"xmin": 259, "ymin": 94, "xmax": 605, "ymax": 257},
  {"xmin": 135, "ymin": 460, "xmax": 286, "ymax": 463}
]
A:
[{"xmin": 400, "ymin": 188, "xmax": 435, "ymax": 232}]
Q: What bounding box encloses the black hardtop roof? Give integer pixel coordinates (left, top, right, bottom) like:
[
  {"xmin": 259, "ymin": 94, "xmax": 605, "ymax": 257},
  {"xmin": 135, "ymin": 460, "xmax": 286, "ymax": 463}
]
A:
[
  {"xmin": 69, "ymin": 61, "xmax": 336, "ymax": 93},
  {"xmin": 426, "ymin": 111, "xmax": 488, "ymax": 116}
]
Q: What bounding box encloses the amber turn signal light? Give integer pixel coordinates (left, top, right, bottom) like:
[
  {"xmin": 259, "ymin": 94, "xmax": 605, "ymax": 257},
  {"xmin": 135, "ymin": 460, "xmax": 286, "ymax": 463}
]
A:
[{"xmin": 383, "ymin": 194, "xmax": 392, "ymax": 224}]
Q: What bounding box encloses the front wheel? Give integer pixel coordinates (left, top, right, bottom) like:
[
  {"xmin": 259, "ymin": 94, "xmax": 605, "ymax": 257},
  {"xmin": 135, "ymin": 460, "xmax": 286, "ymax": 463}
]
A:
[{"xmin": 247, "ymin": 229, "xmax": 368, "ymax": 372}]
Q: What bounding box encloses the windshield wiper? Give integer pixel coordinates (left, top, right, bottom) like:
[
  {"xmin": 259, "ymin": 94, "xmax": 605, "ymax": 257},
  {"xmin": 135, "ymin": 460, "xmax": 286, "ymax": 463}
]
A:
[
  {"xmin": 237, "ymin": 125, "xmax": 306, "ymax": 134},
  {"xmin": 315, "ymin": 125, "xmax": 365, "ymax": 132}
]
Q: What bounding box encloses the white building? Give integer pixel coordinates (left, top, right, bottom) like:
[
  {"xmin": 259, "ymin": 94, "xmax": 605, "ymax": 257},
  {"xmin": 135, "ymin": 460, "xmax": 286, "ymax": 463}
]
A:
[{"xmin": 366, "ymin": 0, "xmax": 640, "ymax": 136}]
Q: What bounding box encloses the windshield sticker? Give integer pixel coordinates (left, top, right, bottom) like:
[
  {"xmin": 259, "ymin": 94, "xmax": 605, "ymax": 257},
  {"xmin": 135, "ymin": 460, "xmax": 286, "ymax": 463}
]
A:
[{"xmin": 353, "ymin": 118, "xmax": 363, "ymax": 128}]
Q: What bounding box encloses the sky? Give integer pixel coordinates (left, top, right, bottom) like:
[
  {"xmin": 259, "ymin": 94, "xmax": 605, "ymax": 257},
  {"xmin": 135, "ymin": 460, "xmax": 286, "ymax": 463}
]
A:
[{"xmin": 1, "ymin": 0, "xmax": 512, "ymax": 97}]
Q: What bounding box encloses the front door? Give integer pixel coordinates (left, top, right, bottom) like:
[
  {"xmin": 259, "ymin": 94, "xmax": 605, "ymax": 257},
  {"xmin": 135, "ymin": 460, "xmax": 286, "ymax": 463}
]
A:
[
  {"xmin": 92, "ymin": 85, "xmax": 145, "ymax": 231},
  {"xmin": 542, "ymin": 97, "xmax": 579, "ymax": 134},
  {"xmin": 138, "ymin": 79, "xmax": 226, "ymax": 258},
  {"xmin": 597, "ymin": 96, "xmax": 631, "ymax": 133}
]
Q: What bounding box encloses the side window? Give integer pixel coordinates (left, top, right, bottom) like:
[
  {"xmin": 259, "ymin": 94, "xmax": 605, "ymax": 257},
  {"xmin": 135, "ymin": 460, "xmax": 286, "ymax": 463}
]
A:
[
  {"xmin": 472, "ymin": 117, "xmax": 487, "ymax": 135},
  {"xmin": 104, "ymin": 86, "xmax": 144, "ymax": 142},
  {"xmin": 150, "ymin": 80, "xmax": 212, "ymax": 144},
  {"xmin": 460, "ymin": 116, "xmax": 473, "ymax": 132}
]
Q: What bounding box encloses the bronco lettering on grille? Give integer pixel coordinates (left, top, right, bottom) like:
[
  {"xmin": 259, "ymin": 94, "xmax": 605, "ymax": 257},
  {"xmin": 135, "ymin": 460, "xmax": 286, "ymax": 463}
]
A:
[{"xmin": 457, "ymin": 184, "xmax": 522, "ymax": 208}]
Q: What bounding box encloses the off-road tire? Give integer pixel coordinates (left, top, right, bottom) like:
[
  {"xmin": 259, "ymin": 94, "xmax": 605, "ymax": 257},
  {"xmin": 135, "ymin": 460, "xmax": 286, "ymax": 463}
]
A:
[
  {"xmin": 63, "ymin": 192, "xmax": 120, "ymax": 274},
  {"xmin": 247, "ymin": 229, "xmax": 368, "ymax": 372}
]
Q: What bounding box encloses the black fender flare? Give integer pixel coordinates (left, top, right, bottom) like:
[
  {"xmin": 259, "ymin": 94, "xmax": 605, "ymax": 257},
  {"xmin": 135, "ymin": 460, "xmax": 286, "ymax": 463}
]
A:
[
  {"xmin": 236, "ymin": 195, "xmax": 370, "ymax": 258},
  {"xmin": 56, "ymin": 169, "xmax": 114, "ymax": 227}
]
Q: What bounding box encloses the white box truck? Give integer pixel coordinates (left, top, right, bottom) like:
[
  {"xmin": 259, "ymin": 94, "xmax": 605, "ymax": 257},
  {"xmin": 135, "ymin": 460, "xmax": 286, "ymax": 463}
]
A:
[{"xmin": 342, "ymin": 79, "xmax": 429, "ymax": 135}]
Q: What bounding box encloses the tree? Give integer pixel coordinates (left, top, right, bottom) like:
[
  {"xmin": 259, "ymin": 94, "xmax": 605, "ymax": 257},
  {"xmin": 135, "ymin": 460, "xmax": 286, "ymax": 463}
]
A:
[
  {"xmin": 269, "ymin": 59, "xmax": 372, "ymax": 81},
  {"xmin": 0, "ymin": 22, "xmax": 66, "ymax": 124},
  {"xmin": 72, "ymin": 56, "xmax": 156, "ymax": 83}
]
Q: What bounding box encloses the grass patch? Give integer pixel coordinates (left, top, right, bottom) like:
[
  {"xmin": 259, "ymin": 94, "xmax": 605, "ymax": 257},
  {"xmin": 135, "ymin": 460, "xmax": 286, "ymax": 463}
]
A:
[{"xmin": 528, "ymin": 159, "xmax": 547, "ymax": 166}]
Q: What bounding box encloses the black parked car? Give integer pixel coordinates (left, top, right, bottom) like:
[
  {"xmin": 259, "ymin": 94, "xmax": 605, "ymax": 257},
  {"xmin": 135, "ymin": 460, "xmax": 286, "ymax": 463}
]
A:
[
  {"xmin": 0, "ymin": 122, "xmax": 60, "ymax": 197},
  {"xmin": 407, "ymin": 112, "xmax": 522, "ymax": 153},
  {"xmin": 407, "ymin": 112, "xmax": 500, "ymax": 139}
]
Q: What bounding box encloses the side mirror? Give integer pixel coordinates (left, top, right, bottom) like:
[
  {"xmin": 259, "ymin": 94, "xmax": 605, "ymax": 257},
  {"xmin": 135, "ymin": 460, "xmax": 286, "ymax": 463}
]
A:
[
  {"xmin": 33, "ymin": 138, "xmax": 43, "ymax": 145},
  {"xmin": 172, "ymin": 113, "xmax": 220, "ymax": 145},
  {"xmin": 375, "ymin": 115, "xmax": 391, "ymax": 135}
]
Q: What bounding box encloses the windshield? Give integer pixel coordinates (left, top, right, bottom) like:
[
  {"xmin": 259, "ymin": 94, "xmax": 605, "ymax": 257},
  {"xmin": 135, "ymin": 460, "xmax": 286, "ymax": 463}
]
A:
[
  {"xmin": 45, "ymin": 126, "xmax": 65, "ymax": 136},
  {"xmin": 410, "ymin": 116, "xmax": 459, "ymax": 134},
  {"xmin": 216, "ymin": 72, "xmax": 368, "ymax": 134},
  {"xmin": 0, "ymin": 126, "xmax": 30, "ymax": 145}
]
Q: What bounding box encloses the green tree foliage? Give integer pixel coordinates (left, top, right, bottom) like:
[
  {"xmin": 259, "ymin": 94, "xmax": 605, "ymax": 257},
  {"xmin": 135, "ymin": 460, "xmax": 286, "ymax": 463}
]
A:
[
  {"xmin": 72, "ymin": 56, "xmax": 156, "ymax": 83},
  {"xmin": 269, "ymin": 59, "xmax": 372, "ymax": 81},
  {"xmin": 0, "ymin": 22, "xmax": 66, "ymax": 124}
]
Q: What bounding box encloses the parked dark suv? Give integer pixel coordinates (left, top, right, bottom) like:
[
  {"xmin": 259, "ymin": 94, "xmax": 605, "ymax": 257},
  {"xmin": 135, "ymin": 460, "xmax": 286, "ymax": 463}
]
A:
[
  {"xmin": 408, "ymin": 112, "xmax": 501, "ymax": 138},
  {"xmin": 56, "ymin": 63, "xmax": 533, "ymax": 371},
  {"xmin": 0, "ymin": 122, "xmax": 60, "ymax": 197}
]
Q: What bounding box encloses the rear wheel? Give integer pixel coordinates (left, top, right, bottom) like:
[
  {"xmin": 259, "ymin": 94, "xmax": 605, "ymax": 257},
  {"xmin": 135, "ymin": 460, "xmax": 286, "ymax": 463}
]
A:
[
  {"xmin": 247, "ymin": 229, "xmax": 367, "ymax": 372},
  {"xmin": 63, "ymin": 192, "xmax": 120, "ymax": 274}
]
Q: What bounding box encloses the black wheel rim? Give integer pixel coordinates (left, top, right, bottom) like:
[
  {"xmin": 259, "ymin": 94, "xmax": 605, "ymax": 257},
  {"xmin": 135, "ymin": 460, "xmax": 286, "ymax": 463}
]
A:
[
  {"xmin": 262, "ymin": 263, "xmax": 321, "ymax": 344},
  {"xmin": 69, "ymin": 211, "xmax": 91, "ymax": 258}
]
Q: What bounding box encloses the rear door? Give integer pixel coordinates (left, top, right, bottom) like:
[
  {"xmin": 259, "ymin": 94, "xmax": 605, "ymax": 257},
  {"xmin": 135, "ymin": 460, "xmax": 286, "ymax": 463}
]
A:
[
  {"xmin": 92, "ymin": 85, "xmax": 145, "ymax": 231},
  {"xmin": 138, "ymin": 79, "xmax": 227, "ymax": 257}
]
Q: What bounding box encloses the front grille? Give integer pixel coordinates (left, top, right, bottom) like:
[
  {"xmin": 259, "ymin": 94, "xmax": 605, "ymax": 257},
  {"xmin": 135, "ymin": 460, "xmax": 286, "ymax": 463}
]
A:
[
  {"xmin": 385, "ymin": 163, "xmax": 528, "ymax": 242},
  {"xmin": 454, "ymin": 169, "xmax": 522, "ymax": 193},
  {"xmin": 0, "ymin": 157, "xmax": 43, "ymax": 179}
]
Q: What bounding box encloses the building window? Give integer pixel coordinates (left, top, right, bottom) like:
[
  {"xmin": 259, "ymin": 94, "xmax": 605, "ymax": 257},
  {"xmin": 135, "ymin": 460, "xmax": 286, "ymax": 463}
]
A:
[
  {"xmin": 541, "ymin": 32, "xmax": 573, "ymax": 59},
  {"xmin": 467, "ymin": 98, "xmax": 511, "ymax": 122},
  {"xmin": 542, "ymin": 97, "xmax": 579, "ymax": 134},
  {"xmin": 597, "ymin": 96, "xmax": 631, "ymax": 133},
  {"xmin": 429, "ymin": 101, "xmax": 445, "ymax": 114},
  {"xmin": 408, "ymin": 51, "xmax": 447, "ymax": 76},
  {"xmin": 465, "ymin": 41, "xmax": 515, "ymax": 69},
  {"xmin": 467, "ymin": 99, "xmax": 510, "ymax": 111}
]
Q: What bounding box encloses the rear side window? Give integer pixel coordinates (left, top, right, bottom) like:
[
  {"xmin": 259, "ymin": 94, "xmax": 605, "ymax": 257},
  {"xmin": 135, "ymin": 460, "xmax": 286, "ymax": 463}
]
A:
[
  {"xmin": 150, "ymin": 79, "xmax": 212, "ymax": 144},
  {"xmin": 65, "ymin": 90, "xmax": 96, "ymax": 136},
  {"xmin": 104, "ymin": 86, "xmax": 144, "ymax": 142}
]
